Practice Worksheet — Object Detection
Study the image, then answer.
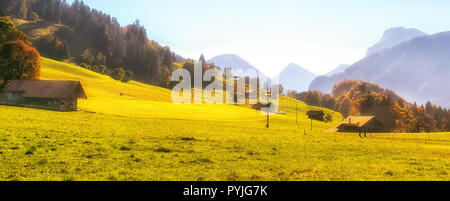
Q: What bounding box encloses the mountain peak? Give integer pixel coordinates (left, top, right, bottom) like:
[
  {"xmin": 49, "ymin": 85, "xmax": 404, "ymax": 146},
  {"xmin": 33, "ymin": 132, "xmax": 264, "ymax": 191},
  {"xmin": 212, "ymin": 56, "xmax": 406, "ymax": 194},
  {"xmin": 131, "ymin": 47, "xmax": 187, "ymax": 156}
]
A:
[
  {"xmin": 275, "ymin": 63, "xmax": 317, "ymax": 92},
  {"xmin": 282, "ymin": 63, "xmax": 315, "ymax": 74},
  {"xmin": 366, "ymin": 27, "xmax": 427, "ymax": 57},
  {"xmin": 208, "ymin": 54, "xmax": 245, "ymax": 61},
  {"xmin": 207, "ymin": 54, "xmax": 264, "ymax": 77}
]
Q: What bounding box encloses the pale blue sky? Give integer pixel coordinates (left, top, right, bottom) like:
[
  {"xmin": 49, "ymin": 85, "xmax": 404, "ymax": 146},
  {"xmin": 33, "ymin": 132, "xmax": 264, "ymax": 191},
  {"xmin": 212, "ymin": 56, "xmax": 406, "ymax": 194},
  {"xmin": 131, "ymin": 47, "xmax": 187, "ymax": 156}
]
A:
[{"xmin": 67, "ymin": 0, "xmax": 450, "ymax": 76}]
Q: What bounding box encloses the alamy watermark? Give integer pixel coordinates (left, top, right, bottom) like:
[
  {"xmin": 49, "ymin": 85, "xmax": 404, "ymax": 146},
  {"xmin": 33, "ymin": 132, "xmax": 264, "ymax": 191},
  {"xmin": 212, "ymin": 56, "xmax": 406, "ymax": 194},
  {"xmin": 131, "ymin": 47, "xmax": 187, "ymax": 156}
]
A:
[{"xmin": 171, "ymin": 61, "xmax": 280, "ymax": 115}]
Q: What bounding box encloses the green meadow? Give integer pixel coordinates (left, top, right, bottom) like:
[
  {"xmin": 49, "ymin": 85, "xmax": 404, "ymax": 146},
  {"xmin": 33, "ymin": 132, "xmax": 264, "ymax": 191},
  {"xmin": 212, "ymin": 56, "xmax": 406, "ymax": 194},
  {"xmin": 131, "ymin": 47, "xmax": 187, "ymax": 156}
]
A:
[{"xmin": 0, "ymin": 58, "xmax": 449, "ymax": 181}]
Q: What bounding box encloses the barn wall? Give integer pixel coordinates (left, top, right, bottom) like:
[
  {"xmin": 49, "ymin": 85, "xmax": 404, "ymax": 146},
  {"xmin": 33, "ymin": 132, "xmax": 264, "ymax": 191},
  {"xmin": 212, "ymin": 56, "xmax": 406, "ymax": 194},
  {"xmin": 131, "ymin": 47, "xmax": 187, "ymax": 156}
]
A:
[
  {"xmin": 0, "ymin": 94, "xmax": 77, "ymax": 111},
  {"xmin": 337, "ymin": 125, "xmax": 360, "ymax": 132},
  {"xmin": 362, "ymin": 119, "xmax": 387, "ymax": 132},
  {"xmin": 337, "ymin": 119, "xmax": 386, "ymax": 133},
  {"xmin": 24, "ymin": 97, "xmax": 77, "ymax": 111},
  {"xmin": 0, "ymin": 92, "xmax": 25, "ymax": 103}
]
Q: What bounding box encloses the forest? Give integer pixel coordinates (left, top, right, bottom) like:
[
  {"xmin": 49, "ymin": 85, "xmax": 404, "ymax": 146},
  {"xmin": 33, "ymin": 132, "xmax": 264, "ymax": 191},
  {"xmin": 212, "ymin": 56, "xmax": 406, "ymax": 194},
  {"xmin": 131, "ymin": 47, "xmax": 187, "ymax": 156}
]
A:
[{"xmin": 0, "ymin": 0, "xmax": 181, "ymax": 87}]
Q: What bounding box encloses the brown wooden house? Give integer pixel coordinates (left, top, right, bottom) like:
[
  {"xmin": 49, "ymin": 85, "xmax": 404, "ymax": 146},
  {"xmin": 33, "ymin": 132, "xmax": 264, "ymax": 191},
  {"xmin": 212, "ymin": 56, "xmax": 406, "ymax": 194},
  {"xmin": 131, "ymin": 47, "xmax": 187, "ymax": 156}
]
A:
[
  {"xmin": 0, "ymin": 80, "xmax": 87, "ymax": 111},
  {"xmin": 336, "ymin": 116, "xmax": 386, "ymax": 133},
  {"xmin": 307, "ymin": 110, "xmax": 325, "ymax": 121}
]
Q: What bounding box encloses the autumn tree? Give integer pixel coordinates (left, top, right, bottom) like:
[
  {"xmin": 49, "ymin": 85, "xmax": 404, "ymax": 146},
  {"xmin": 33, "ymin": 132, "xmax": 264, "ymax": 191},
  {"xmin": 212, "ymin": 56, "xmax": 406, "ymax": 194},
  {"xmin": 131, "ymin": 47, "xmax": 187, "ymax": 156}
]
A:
[
  {"xmin": 319, "ymin": 94, "xmax": 335, "ymax": 109},
  {"xmin": 0, "ymin": 40, "xmax": 41, "ymax": 88},
  {"xmin": 0, "ymin": 16, "xmax": 30, "ymax": 47},
  {"xmin": 303, "ymin": 91, "xmax": 321, "ymax": 107}
]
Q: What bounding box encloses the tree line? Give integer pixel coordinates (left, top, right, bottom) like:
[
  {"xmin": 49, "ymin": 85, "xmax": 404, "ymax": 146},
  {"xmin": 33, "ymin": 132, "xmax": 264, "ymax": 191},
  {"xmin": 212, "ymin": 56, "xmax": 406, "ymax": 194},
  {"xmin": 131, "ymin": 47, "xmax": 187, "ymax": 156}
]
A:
[{"xmin": 288, "ymin": 80, "xmax": 450, "ymax": 133}]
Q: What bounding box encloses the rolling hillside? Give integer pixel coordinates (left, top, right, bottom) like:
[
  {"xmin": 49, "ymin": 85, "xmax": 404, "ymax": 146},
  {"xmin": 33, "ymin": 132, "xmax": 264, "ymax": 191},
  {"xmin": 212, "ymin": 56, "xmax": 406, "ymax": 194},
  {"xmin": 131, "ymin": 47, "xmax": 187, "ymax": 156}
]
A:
[
  {"xmin": 1, "ymin": 58, "xmax": 450, "ymax": 181},
  {"xmin": 40, "ymin": 58, "xmax": 266, "ymax": 121}
]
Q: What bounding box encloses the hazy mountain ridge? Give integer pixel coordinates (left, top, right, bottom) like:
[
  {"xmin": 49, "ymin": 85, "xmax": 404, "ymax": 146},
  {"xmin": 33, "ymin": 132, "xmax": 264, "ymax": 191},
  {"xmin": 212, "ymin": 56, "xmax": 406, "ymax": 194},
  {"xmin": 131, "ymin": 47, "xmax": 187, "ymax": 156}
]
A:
[
  {"xmin": 310, "ymin": 31, "xmax": 450, "ymax": 107},
  {"xmin": 366, "ymin": 27, "xmax": 427, "ymax": 57},
  {"xmin": 325, "ymin": 64, "xmax": 350, "ymax": 76},
  {"xmin": 274, "ymin": 63, "xmax": 317, "ymax": 92}
]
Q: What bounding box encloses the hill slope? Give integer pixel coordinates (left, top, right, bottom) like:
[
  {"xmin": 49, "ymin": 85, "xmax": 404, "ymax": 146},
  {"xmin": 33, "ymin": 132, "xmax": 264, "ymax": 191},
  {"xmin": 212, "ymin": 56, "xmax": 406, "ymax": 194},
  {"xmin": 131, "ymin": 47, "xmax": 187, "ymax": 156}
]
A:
[
  {"xmin": 6, "ymin": 0, "xmax": 179, "ymax": 86},
  {"xmin": 40, "ymin": 58, "xmax": 266, "ymax": 121},
  {"xmin": 3, "ymin": 58, "xmax": 450, "ymax": 181}
]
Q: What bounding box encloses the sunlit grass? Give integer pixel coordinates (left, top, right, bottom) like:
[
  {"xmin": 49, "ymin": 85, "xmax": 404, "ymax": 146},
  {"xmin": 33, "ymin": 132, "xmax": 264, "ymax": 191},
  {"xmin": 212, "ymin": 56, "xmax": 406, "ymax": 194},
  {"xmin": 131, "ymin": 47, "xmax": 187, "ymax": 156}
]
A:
[
  {"xmin": 0, "ymin": 57, "xmax": 449, "ymax": 181},
  {"xmin": 40, "ymin": 58, "xmax": 264, "ymax": 120}
]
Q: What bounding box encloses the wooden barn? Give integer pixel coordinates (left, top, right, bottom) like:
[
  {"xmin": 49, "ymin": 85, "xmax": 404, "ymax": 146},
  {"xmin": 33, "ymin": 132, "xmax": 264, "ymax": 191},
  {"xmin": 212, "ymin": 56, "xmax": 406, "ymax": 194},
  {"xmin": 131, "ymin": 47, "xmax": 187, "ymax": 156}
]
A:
[
  {"xmin": 336, "ymin": 116, "xmax": 386, "ymax": 133},
  {"xmin": 0, "ymin": 80, "xmax": 87, "ymax": 111},
  {"xmin": 307, "ymin": 110, "xmax": 325, "ymax": 121}
]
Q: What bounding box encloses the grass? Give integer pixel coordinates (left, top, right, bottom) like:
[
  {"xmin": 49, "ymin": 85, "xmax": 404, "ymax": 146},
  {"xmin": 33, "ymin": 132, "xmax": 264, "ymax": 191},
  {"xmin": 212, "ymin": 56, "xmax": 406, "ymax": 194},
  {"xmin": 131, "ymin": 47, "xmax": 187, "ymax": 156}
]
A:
[
  {"xmin": 0, "ymin": 57, "xmax": 449, "ymax": 181},
  {"xmin": 40, "ymin": 58, "xmax": 265, "ymax": 121}
]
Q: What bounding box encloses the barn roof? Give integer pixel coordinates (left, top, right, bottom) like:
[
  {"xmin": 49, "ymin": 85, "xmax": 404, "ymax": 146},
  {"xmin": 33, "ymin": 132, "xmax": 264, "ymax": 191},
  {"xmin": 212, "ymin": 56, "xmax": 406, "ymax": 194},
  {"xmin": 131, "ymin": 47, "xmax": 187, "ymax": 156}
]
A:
[
  {"xmin": 307, "ymin": 110, "xmax": 325, "ymax": 116},
  {"xmin": 4, "ymin": 80, "xmax": 87, "ymax": 99},
  {"xmin": 339, "ymin": 116, "xmax": 376, "ymax": 127}
]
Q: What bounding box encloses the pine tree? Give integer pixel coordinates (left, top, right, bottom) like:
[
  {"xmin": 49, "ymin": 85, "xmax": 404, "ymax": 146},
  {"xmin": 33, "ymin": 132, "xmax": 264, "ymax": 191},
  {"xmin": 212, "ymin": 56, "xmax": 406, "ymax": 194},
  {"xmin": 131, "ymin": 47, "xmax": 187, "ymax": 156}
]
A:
[
  {"xmin": 53, "ymin": 0, "xmax": 61, "ymax": 23},
  {"xmin": 425, "ymin": 101, "xmax": 433, "ymax": 115},
  {"xmin": 199, "ymin": 54, "xmax": 206, "ymax": 63}
]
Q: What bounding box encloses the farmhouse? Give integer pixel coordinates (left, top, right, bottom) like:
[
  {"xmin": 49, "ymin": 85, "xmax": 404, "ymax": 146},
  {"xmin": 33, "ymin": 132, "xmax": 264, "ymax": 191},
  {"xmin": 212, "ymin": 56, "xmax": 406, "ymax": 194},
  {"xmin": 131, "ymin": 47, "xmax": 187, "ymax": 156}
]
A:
[
  {"xmin": 307, "ymin": 110, "xmax": 325, "ymax": 121},
  {"xmin": 0, "ymin": 80, "xmax": 87, "ymax": 111},
  {"xmin": 336, "ymin": 116, "xmax": 386, "ymax": 133}
]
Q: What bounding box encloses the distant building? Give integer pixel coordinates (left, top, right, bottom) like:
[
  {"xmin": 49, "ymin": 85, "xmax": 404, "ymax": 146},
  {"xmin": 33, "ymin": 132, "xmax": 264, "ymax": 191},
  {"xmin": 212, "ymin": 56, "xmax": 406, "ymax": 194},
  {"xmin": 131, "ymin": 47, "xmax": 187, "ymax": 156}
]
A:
[
  {"xmin": 0, "ymin": 80, "xmax": 87, "ymax": 111},
  {"xmin": 336, "ymin": 116, "xmax": 386, "ymax": 133},
  {"xmin": 307, "ymin": 110, "xmax": 325, "ymax": 121}
]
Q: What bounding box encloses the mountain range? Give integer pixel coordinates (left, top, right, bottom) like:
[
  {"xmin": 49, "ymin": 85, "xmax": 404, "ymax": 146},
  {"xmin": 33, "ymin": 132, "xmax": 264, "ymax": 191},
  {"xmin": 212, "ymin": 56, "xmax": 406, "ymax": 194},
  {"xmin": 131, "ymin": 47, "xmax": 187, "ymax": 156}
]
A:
[
  {"xmin": 310, "ymin": 29, "xmax": 450, "ymax": 107},
  {"xmin": 193, "ymin": 26, "xmax": 450, "ymax": 108},
  {"xmin": 208, "ymin": 54, "xmax": 317, "ymax": 92}
]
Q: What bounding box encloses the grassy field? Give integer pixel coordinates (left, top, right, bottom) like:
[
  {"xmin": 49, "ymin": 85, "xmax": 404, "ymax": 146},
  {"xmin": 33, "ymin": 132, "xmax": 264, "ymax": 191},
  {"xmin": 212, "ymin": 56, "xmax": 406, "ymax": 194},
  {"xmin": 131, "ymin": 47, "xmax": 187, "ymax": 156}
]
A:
[{"xmin": 0, "ymin": 58, "xmax": 449, "ymax": 181}]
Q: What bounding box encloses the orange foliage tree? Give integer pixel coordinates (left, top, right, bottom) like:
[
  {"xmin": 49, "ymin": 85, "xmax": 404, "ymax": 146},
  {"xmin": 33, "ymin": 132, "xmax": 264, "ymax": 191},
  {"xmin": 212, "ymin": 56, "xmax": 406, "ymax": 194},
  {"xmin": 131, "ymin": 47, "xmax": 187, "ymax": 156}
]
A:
[{"xmin": 0, "ymin": 40, "xmax": 41, "ymax": 87}]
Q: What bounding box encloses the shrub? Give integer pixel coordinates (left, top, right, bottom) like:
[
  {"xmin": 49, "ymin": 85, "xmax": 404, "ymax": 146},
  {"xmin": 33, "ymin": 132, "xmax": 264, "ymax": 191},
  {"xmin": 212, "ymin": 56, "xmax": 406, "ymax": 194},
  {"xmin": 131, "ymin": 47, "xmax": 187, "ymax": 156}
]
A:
[
  {"xmin": 111, "ymin": 67, "xmax": 125, "ymax": 81},
  {"xmin": 324, "ymin": 114, "xmax": 333, "ymax": 123},
  {"xmin": 91, "ymin": 65, "xmax": 99, "ymax": 72},
  {"xmin": 122, "ymin": 70, "xmax": 133, "ymax": 82},
  {"xmin": 97, "ymin": 65, "xmax": 107, "ymax": 74},
  {"xmin": 80, "ymin": 63, "xmax": 89, "ymax": 69}
]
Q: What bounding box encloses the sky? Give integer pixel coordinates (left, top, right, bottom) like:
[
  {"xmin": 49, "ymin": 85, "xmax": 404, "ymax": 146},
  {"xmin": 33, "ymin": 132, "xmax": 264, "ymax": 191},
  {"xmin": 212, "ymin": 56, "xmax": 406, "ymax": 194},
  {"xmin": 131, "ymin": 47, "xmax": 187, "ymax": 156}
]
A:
[{"xmin": 67, "ymin": 0, "xmax": 450, "ymax": 77}]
